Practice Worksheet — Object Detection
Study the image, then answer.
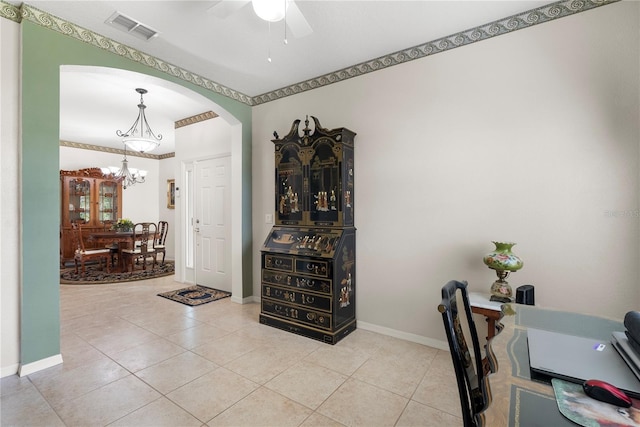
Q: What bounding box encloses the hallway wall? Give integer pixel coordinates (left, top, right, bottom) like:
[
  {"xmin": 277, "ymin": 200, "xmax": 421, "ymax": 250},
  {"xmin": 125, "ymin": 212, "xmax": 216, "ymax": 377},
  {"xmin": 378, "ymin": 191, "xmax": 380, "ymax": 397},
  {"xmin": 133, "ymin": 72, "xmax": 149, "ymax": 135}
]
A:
[{"xmin": 252, "ymin": 1, "xmax": 640, "ymax": 345}]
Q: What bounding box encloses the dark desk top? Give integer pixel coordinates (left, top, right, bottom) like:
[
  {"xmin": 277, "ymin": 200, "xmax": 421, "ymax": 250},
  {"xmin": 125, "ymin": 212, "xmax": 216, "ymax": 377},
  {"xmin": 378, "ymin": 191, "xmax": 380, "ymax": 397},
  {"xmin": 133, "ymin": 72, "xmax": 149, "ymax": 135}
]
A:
[{"xmin": 482, "ymin": 304, "xmax": 624, "ymax": 426}]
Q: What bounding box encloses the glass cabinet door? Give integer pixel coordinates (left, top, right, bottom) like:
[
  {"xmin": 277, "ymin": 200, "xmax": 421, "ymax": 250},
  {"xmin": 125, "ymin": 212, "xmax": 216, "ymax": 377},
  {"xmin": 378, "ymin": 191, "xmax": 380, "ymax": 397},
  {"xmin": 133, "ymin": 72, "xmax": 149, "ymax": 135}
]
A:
[
  {"xmin": 309, "ymin": 141, "xmax": 340, "ymax": 224},
  {"xmin": 276, "ymin": 146, "xmax": 304, "ymax": 225},
  {"xmin": 98, "ymin": 180, "xmax": 119, "ymax": 223},
  {"xmin": 68, "ymin": 178, "xmax": 91, "ymax": 224}
]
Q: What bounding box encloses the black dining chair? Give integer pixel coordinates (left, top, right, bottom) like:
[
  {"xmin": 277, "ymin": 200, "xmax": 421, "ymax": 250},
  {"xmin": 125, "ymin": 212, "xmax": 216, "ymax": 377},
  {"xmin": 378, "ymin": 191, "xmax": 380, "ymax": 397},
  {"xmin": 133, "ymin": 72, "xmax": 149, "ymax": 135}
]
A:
[{"xmin": 438, "ymin": 280, "xmax": 492, "ymax": 427}]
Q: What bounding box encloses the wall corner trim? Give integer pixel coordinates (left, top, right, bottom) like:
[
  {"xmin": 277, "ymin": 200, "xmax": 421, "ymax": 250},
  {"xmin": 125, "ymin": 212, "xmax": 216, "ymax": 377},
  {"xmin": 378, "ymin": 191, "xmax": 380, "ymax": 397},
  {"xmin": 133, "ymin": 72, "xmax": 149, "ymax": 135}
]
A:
[
  {"xmin": 1, "ymin": 363, "xmax": 20, "ymax": 378},
  {"xmin": 18, "ymin": 354, "xmax": 63, "ymax": 377},
  {"xmin": 231, "ymin": 295, "xmax": 256, "ymax": 305}
]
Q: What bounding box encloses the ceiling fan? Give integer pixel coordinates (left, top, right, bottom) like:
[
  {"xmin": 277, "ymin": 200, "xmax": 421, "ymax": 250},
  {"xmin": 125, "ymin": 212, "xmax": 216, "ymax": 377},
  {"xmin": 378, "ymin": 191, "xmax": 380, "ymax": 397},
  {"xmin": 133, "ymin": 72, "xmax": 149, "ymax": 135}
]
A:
[{"xmin": 208, "ymin": 0, "xmax": 313, "ymax": 39}]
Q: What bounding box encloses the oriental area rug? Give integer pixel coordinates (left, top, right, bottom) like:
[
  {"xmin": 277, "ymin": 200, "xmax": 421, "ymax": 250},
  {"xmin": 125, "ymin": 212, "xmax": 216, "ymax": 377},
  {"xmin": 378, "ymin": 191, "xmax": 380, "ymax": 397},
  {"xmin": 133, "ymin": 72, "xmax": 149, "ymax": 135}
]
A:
[
  {"xmin": 158, "ymin": 285, "xmax": 231, "ymax": 306},
  {"xmin": 60, "ymin": 261, "xmax": 175, "ymax": 285}
]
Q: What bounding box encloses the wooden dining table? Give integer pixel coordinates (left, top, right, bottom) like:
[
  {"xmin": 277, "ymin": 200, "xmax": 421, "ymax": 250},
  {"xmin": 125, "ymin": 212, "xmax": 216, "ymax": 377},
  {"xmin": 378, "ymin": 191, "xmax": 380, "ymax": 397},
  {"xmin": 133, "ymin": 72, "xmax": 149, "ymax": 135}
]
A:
[
  {"xmin": 482, "ymin": 303, "xmax": 626, "ymax": 426},
  {"xmin": 86, "ymin": 231, "xmax": 135, "ymax": 272}
]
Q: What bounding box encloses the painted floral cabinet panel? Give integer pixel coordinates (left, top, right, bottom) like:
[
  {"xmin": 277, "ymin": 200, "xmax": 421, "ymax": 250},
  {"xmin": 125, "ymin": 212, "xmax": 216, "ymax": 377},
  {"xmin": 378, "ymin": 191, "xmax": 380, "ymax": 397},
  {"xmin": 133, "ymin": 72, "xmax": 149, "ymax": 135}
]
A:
[
  {"xmin": 261, "ymin": 117, "xmax": 356, "ymax": 345},
  {"xmin": 273, "ymin": 116, "xmax": 355, "ymax": 227}
]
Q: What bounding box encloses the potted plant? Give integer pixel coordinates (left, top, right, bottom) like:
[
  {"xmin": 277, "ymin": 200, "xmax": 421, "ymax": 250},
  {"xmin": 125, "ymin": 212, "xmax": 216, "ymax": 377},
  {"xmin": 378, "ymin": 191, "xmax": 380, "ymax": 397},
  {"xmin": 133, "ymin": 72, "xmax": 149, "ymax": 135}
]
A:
[{"xmin": 113, "ymin": 218, "xmax": 134, "ymax": 232}]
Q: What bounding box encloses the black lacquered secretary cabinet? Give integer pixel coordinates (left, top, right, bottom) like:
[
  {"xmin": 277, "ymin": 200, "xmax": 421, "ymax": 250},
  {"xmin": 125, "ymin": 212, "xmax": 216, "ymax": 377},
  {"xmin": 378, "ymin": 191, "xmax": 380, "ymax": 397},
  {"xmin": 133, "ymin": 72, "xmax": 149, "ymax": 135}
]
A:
[{"xmin": 260, "ymin": 116, "xmax": 357, "ymax": 344}]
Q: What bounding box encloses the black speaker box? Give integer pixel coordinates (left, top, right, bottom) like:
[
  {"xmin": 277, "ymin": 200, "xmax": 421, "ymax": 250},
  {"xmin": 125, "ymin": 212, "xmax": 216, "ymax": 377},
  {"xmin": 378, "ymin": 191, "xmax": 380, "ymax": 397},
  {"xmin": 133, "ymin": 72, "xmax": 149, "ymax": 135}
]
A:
[{"xmin": 516, "ymin": 285, "xmax": 535, "ymax": 305}]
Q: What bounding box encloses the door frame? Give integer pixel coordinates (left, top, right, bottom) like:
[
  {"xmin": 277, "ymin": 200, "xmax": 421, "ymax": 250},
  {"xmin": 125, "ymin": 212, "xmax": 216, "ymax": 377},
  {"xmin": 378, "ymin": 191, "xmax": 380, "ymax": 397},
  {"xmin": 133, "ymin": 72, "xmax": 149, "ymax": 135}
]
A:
[
  {"xmin": 173, "ymin": 117, "xmax": 245, "ymax": 304},
  {"xmin": 192, "ymin": 153, "xmax": 232, "ymax": 292},
  {"xmin": 182, "ymin": 152, "xmax": 241, "ymax": 299}
]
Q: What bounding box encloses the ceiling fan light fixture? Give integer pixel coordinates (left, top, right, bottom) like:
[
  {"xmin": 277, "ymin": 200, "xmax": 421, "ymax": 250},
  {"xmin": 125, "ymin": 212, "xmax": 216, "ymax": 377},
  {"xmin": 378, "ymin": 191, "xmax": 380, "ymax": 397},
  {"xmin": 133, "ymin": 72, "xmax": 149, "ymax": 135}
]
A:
[
  {"xmin": 116, "ymin": 88, "xmax": 162, "ymax": 153},
  {"xmin": 252, "ymin": 0, "xmax": 288, "ymax": 22}
]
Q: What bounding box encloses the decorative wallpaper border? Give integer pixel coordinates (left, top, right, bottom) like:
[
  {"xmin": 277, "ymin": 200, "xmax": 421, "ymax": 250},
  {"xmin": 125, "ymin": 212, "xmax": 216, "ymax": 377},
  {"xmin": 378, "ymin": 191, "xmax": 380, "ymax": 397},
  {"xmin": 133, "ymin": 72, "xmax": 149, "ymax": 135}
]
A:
[
  {"xmin": 2, "ymin": 0, "xmax": 619, "ymax": 106},
  {"xmin": 252, "ymin": 0, "xmax": 618, "ymax": 105},
  {"xmin": 16, "ymin": 3, "xmax": 253, "ymax": 106},
  {"xmin": 0, "ymin": 1, "xmax": 19, "ymax": 23},
  {"xmin": 60, "ymin": 140, "xmax": 174, "ymax": 159},
  {"xmin": 175, "ymin": 111, "xmax": 219, "ymax": 129}
]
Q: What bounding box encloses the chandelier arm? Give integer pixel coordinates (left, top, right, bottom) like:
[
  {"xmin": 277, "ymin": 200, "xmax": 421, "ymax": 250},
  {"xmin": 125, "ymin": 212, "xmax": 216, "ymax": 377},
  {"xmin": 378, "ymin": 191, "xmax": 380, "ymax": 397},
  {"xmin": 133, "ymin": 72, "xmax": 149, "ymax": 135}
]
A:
[
  {"xmin": 139, "ymin": 107, "xmax": 163, "ymax": 141},
  {"xmin": 116, "ymin": 113, "xmax": 142, "ymax": 138},
  {"xmin": 112, "ymin": 149, "xmax": 146, "ymax": 189},
  {"xmin": 115, "ymin": 88, "xmax": 162, "ymax": 153}
]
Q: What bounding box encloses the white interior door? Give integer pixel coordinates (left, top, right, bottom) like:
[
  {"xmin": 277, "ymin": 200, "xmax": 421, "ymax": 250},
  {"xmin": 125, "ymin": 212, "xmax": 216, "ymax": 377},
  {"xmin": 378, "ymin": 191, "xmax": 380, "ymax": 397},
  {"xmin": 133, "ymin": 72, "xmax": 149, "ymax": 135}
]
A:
[{"xmin": 194, "ymin": 155, "xmax": 232, "ymax": 292}]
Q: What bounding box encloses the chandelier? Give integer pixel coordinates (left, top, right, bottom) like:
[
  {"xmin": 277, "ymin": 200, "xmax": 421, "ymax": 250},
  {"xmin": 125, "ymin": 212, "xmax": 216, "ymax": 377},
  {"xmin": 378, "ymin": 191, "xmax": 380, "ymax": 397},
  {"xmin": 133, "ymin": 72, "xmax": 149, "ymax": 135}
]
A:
[
  {"xmin": 116, "ymin": 88, "xmax": 162, "ymax": 153},
  {"xmin": 104, "ymin": 146, "xmax": 147, "ymax": 190}
]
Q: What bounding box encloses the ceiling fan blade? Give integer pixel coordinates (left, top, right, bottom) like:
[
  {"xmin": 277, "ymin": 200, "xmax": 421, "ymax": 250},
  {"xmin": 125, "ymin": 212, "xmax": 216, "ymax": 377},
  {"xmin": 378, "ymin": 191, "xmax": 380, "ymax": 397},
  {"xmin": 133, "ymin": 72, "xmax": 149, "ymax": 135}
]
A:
[
  {"xmin": 207, "ymin": 0, "xmax": 250, "ymax": 19},
  {"xmin": 286, "ymin": 1, "xmax": 313, "ymax": 38}
]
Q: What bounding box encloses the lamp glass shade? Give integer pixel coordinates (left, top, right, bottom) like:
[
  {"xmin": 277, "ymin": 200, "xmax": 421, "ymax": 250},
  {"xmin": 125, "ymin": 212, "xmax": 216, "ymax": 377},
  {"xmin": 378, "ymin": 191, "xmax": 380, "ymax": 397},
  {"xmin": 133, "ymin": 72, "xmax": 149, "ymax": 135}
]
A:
[
  {"xmin": 484, "ymin": 241, "xmax": 523, "ymax": 302},
  {"xmin": 124, "ymin": 138, "xmax": 160, "ymax": 154},
  {"xmin": 483, "ymin": 241, "xmax": 523, "ymax": 272}
]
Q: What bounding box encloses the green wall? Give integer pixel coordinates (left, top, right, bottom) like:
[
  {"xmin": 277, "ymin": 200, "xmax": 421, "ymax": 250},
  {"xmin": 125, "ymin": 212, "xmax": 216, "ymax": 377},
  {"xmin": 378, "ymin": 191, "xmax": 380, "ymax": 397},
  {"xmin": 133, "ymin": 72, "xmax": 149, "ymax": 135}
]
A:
[{"xmin": 21, "ymin": 20, "xmax": 253, "ymax": 364}]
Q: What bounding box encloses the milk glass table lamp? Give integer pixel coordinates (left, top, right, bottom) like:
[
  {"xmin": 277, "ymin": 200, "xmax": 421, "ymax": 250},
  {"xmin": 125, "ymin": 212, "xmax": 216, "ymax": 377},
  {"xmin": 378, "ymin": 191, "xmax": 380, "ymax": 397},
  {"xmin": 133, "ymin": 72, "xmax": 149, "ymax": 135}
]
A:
[{"xmin": 483, "ymin": 241, "xmax": 523, "ymax": 303}]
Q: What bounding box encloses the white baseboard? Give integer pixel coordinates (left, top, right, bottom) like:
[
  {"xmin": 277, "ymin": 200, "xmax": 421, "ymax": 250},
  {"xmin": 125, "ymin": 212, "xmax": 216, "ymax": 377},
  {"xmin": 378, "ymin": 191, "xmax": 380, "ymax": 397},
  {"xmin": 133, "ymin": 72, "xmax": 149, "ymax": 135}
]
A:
[
  {"xmin": 251, "ymin": 293, "xmax": 447, "ymax": 349},
  {"xmin": 357, "ymin": 321, "xmax": 449, "ymax": 351},
  {"xmin": 231, "ymin": 295, "xmax": 258, "ymax": 304},
  {"xmin": 1, "ymin": 363, "xmax": 20, "ymax": 378},
  {"xmin": 18, "ymin": 354, "xmax": 63, "ymax": 377},
  {"xmin": 230, "ymin": 295, "xmax": 260, "ymax": 304}
]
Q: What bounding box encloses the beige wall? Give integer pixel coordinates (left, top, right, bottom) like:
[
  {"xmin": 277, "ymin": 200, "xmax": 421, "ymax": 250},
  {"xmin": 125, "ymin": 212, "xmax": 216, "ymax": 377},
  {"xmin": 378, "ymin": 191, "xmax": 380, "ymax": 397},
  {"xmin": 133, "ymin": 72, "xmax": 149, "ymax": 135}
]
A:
[
  {"xmin": 252, "ymin": 2, "xmax": 640, "ymax": 346},
  {"xmin": 0, "ymin": 16, "xmax": 20, "ymax": 377},
  {"xmin": 2, "ymin": 1, "xmax": 639, "ymax": 375}
]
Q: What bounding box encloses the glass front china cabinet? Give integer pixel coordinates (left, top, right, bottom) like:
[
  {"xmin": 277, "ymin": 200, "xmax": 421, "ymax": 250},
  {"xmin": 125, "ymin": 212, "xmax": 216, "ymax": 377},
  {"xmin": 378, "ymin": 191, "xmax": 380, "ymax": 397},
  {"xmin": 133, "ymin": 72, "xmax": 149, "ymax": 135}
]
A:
[
  {"xmin": 60, "ymin": 168, "xmax": 122, "ymax": 264},
  {"xmin": 260, "ymin": 116, "xmax": 357, "ymax": 344}
]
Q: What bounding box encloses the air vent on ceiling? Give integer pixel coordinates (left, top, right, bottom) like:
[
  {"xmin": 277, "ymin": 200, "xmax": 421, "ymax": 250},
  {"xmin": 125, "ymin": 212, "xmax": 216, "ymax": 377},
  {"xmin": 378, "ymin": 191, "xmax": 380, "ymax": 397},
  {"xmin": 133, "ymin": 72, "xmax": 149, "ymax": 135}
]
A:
[{"xmin": 105, "ymin": 11, "xmax": 159, "ymax": 41}]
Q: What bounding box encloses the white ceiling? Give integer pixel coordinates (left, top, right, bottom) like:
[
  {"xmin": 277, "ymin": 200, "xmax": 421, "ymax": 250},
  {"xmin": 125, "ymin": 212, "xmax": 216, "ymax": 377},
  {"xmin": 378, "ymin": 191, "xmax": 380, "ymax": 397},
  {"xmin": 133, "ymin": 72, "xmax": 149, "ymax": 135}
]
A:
[
  {"xmin": 59, "ymin": 66, "xmax": 216, "ymax": 155},
  {"xmin": 10, "ymin": 0, "xmax": 550, "ymax": 154}
]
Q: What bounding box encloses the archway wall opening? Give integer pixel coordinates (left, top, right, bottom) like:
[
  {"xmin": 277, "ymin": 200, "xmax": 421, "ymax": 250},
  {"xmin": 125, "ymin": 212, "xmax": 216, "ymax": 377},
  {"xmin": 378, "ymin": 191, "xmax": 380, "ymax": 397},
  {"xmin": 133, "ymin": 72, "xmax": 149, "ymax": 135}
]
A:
[{"xmin": 20, "ymin": 19, "xmax": 252, "ymax": 368}]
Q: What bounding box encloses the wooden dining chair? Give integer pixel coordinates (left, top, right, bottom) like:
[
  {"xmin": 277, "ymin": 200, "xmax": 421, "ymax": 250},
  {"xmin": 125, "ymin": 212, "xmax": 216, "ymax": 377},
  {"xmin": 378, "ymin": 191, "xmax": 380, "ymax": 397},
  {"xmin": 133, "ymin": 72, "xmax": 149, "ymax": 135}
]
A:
[
  {"xmin": 121, "ymin": 222, "xmax": 156, "ymax": 273},
  {"xmin": 70, "ymin": 222, "xmax": 111, "ymax": 276},
  {"xmin": 154, "ymin": 220, "xmax": 168, "ymax": 265},
  {"xmin": 438, "ymin": 280, "xmax": 492, "ymax": 427},
  {"xmin": 101, "ymin": 220, "xmax": 119, "ymax": 264}
]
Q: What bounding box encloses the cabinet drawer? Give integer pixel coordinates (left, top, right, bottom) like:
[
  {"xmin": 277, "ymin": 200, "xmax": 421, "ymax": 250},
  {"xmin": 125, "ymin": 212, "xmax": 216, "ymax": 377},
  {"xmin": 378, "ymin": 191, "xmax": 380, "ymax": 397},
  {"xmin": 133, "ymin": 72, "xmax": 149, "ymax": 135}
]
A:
[
  {"xmin": 262, "ymin": 299, "xmax": 333, "ymax": 331},
  {"xmin": 262, "ymin": 270, "xmax": 331, "ymax": 294},
  {"xmin": 264, "ymin": 255, "xmax": 294, "ymax": 272},
  {"xmin": 295, "ymin": 259, "xmax": 330, "ymax": 278},
  {"xmin": 262, "ymin": 285, "xmax": 332, "ymax": 312}
]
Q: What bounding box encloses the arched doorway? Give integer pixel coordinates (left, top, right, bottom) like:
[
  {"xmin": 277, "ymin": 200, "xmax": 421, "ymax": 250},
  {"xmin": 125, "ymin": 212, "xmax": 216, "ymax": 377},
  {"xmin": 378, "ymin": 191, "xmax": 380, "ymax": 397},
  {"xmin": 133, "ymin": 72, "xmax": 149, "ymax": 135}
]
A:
[
  {"xmin": 19, "ymin": 20, "xmax": 252, "ymax": 374},
  {"xmin": 59, "ymin": 66, "xmax": 244, "ymax": 300}
]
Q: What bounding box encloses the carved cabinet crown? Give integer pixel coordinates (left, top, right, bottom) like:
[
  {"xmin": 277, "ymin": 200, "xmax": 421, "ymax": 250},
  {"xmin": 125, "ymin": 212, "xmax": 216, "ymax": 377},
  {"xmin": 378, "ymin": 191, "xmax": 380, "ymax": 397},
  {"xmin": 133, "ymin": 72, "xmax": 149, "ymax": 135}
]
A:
[{"xmin": 272, "ymin": 116, "xmax": 356, "ymax": 227}]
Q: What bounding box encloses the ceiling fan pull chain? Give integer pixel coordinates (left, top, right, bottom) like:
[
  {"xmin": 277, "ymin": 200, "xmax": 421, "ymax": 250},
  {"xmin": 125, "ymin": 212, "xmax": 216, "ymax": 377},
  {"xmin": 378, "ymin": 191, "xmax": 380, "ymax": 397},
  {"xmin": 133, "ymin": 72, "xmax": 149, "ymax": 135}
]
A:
[
  {"xmin": 283, "ymin": 0, "xmax": 288, "ymax": 45},
  {"xmin": 268, "ymin": 21, "xmax": 272, "ymax": 62}
]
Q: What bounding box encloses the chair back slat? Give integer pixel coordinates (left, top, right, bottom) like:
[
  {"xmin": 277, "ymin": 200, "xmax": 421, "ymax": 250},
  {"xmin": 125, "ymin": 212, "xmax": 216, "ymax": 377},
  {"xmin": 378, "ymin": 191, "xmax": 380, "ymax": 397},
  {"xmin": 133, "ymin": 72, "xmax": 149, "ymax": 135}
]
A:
[
  {"xmin": 71, "ymin": 222, "xmax": 88, "ymax": 252},
  {"xmin": 70, "ymin": 221, "xmax": 110, "ymax": 275},
  {"xmin": 156, "ymin": 221, "xmax": 168, "ymax": 247},
  {"xmin": 438, "ymin": 280, "xmax": 491, "ymax": 427},
  {"xmin": 133, "ymin": 222, "xmax": 157, "ymax": 255}
]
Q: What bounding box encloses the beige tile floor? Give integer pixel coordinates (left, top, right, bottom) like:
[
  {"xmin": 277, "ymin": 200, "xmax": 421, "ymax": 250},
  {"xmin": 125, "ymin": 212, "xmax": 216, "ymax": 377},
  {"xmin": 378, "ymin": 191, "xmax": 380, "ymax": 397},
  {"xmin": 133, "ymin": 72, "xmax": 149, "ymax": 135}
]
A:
[{"xmin": 1, "ymin": 275, "xmax": 463, "ymax": 426}]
